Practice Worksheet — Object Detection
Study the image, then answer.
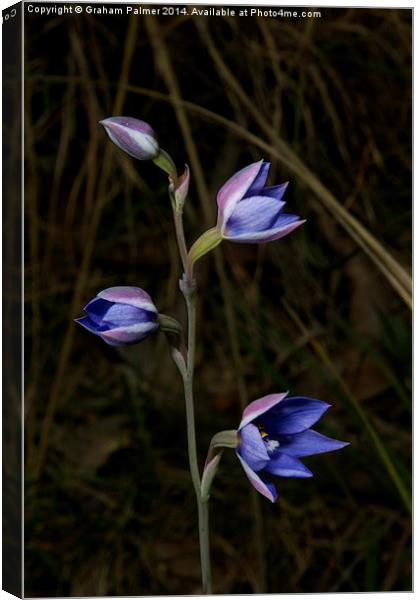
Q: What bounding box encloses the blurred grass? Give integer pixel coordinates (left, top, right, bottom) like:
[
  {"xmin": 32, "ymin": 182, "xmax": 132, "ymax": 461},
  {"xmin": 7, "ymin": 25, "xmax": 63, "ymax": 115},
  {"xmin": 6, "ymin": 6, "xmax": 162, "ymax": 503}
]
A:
[{"xmin": 24, "ymin": 7, "xmax": 411, "ymax": 595}]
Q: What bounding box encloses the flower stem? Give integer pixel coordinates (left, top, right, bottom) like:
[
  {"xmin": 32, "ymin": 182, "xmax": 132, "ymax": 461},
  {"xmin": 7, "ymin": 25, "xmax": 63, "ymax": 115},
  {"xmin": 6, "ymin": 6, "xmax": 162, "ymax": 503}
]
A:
[
  {"xmin": 181, "ymin": 276, "xmax": 212, "ymax": 594},
  {"xmin": 173, "ymin": 208, "xmax": 188, "ymax": 273},
  {"xmin": 198, "ymin": 498, "xmax": 211, "ymax": 593},
  {"xmin": 170, "ymin": 186, "xmax": 212, "ymax": 593}
]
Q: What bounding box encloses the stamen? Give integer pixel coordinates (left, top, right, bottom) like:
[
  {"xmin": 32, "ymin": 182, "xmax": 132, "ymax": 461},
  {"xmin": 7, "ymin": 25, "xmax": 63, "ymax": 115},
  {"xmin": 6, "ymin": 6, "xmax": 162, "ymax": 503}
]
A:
[
  {"xmin": 256, "ymin": 422, "xmax": 268, "ymax": 438},
  {"xmin": 266, "ymin": 439, "xmax": 280, "ymax": 452}
]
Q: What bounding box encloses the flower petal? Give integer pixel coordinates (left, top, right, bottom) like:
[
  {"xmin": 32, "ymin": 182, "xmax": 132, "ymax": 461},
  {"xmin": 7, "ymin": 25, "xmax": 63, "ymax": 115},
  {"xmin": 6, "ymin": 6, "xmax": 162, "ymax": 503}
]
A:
[
  {"xmin": 101, "ymin": 303, "xmax": 155, "ymax": 328},
  {"xmin": 277, "ymin": 429, "xmax": 350, "ymax": 457},
  {"xmin": 84, "ymin": 298, "xmax": 113, "ymax": 325},
  {"xmin": 264, "ymin": 397, "xmax": 330, "ymax": 435},
  {"xmin": 259, "ymin": 182, "xmax": 289, "ymax": 201},
  {"xmin": 225, "ymin": 196, "xmax": 287, "ymax": 237},
  {"xmin": 243, "ymin": 161, "xmax": 270, "ymax": 197},
  {"xmin": 216, "ymin": 160, "xmax": 264, "ymax": 230},
  {"xmin": 75, "ymin": 315, "xmax": 102, "ymax": 333},
  {"xmin": 237, "ymin": 423, "xmax": 269, "ymax": 471},
  {"xmin": 225, "ymin": 217, "xmax": 304, "ymax": 243},
  {"xmin": 97, "ymin": 286, "xmax": 157, "ymax": 312},
  {"xmin": 99, "ymin": 321, "xmax": 159, "ymax": 345},
  {"xmin": 236, "ymin": 451, "xmax": 277, "ymax": 502},
  {"xmin": 239, "ymin": 393, "xmax": 289, "ymax": 431},
  {"xmin": 264, "ymin": 454, "xmax": 313, "ymax": 478}
]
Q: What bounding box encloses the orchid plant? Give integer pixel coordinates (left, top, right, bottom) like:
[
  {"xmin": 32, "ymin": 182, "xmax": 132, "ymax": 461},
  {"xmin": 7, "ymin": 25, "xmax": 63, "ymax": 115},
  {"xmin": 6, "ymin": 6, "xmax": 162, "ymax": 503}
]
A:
[{"xmin": 76, "ymin": 116, "xmax": 348, "ymax": 594}]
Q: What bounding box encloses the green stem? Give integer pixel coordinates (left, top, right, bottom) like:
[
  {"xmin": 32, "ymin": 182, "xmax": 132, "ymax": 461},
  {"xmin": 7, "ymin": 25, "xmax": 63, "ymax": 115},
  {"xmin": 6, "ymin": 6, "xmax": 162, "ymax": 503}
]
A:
[
  {"xmin": 198, "ymin": 498, "xmax": 211, "ymax": 593},
  {"xmin": 181, "ymin": 277, "xmax": 212, "ymax": 594},
  {"xmin": 169, "ymin": 183, "xmax": 212, "ymax": 593},
  {"xmin": 174, "ymin": 208, "xmax": 188, "ymax": 273}
]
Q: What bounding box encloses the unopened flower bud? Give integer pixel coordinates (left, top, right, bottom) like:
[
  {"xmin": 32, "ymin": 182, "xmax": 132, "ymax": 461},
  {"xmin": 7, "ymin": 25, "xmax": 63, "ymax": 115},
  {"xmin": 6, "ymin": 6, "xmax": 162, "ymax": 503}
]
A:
[
  {"xmin": 100, "ymin": 117, "xmax": 159, "ymax": 160},
  {"xmin": 76, "ymin": 286, "xmax": 159, "ymax": 346}
]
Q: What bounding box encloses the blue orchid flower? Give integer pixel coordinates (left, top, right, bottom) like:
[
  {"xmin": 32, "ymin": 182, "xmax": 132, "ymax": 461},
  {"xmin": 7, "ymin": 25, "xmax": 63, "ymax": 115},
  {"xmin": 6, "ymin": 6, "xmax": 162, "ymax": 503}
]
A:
[
  {"xmin": 236, "ymin": 393, "xmax": 349, "ymax": 502},
  {"xmin": 216, "ymin": 160, "xmax": 305, "ymax": 243}
]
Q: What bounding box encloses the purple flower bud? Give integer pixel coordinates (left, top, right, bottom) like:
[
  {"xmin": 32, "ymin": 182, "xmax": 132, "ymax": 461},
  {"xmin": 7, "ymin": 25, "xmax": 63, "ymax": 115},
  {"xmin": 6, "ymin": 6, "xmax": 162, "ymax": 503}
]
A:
[
  {"xmin": 216, "ymin": 160, "xmax": 305, "ymax": 243},
  {"xmin": 100, "ymin": 117, "xmax": 159, "ymax": 160},
  {"xmin": 75, "ymin": 286, "xmax": 159, "ymax": 346},
  {"xmin": 236, "ymin": 393, "xmax": 349, "ymax": 502}
]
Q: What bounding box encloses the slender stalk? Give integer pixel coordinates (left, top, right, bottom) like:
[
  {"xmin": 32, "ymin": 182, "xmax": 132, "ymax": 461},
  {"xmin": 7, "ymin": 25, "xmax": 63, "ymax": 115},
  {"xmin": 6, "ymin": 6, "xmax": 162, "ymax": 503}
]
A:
[
  {"xmin": 181, "ymin": 291, "xmax": 200, "ymax": 495},
  {"xmin": 173, "ymin": 208, "xmax": 188, "ymax": 273},
  {"xmin": 170, "ymin": 190, "xmax": 212, "ymax": 593},
  {"xmin": 198, "ymin": 498, "xmax": 211, "ymax": 593},
  {"xmin": 181, "ymin": 276, "xmax": 212, "ymax": 594}
]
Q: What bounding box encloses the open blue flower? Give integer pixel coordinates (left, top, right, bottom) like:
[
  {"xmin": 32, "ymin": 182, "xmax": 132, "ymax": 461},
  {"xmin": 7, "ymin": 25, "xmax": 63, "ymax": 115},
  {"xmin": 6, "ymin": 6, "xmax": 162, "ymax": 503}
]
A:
[
  {"xmin": 76, "ymin": 286, "xmax": 159, "ymax": 346},
  {"xmin": 236, "ymin": 393, "xmax": 349, "ymax": 502},
  {"xmin": 216, "ymin": 160, "xmax": 305, "ymax": 243}
]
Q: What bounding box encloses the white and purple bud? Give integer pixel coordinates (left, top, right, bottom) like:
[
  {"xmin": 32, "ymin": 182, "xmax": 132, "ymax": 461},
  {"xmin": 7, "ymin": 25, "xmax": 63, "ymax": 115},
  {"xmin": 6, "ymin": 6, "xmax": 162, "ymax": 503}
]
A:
[
  {"xmin": 76, "ymin": 286, "xmax": 159, "ymax": 346},
  {"xmin": 100, "ymin": 117, "xmax": 160, "ymax": 161}
]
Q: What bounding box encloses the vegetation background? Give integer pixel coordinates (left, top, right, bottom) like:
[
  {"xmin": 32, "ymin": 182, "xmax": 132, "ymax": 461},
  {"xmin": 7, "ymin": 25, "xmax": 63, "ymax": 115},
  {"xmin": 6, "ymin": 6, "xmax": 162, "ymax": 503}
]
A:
[{"xmin": 23, "ymin": 5, "xmax": 412, "ymax": 595}]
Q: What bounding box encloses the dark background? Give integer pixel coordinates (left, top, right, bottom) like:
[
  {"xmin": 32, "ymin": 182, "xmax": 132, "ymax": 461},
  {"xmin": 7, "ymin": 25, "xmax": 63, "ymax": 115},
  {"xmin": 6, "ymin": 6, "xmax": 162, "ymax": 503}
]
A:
[{"xmin": 23, "ymin": 4, "xmax": 411, "ymax": 595}]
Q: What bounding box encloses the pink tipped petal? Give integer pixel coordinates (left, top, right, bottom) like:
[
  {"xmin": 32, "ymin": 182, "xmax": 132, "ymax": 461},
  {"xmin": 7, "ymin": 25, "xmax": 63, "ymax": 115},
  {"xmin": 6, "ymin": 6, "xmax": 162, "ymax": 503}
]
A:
[
  {"xmin": 216, "ymin": 160, "xmax": 265, "ymax": 230},
  {"xmin": 236, "ymin": 451, "xmax": 277, "ymax": 502},
  {"xmin": 264, "ymin": 454, "xmax": 313, "ymax": 478},
  {"xmin": 239, "ymin": 393, "xmax": 289, "ymax": 431},
  {"xmin": 97, "ymin": 287, "xmax": 157, "ymax": 313},
  {"xmin": 227, "ymin": 219, "xmax": 305, "ymax": 243},
  {"xmin": 99, "ymin": 321, "xmax": 159, "ymax": 344}
]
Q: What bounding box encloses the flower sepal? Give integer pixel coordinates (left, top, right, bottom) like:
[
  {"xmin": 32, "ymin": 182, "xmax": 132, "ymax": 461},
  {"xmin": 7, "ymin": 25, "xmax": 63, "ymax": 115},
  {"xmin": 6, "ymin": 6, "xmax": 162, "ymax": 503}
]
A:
[
  {"xmin": 158, "ymin": 313, "xmax": 183, "ymax": 336},
  {"xmin": 188, "ymin": 227, "xmax": 223, "ymax": 267},
  {"xmin": 171, "ymin": 347, "xmax": 187, "ymax": 379},
  {"xmin": 169, "ymin": 164, "xmax": 190, "ymax": 211},
  {"xmin": 201, "ymin": 430, "xmax": 237, "ymax": 501},
  {"xmin": 207, "ymin": 430, "xmax": 238, "ymax": 450},
  {"xmin": 152, "ymin": 148, "xmax": 178, "ymax": 179}
]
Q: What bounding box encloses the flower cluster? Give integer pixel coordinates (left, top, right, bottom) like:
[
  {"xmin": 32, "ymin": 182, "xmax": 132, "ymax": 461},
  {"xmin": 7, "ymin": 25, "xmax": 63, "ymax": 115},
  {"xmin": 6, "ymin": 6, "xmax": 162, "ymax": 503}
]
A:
[{"xmin": 77, "ymin": 115, "xmax": 349, "ymax": 508}]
